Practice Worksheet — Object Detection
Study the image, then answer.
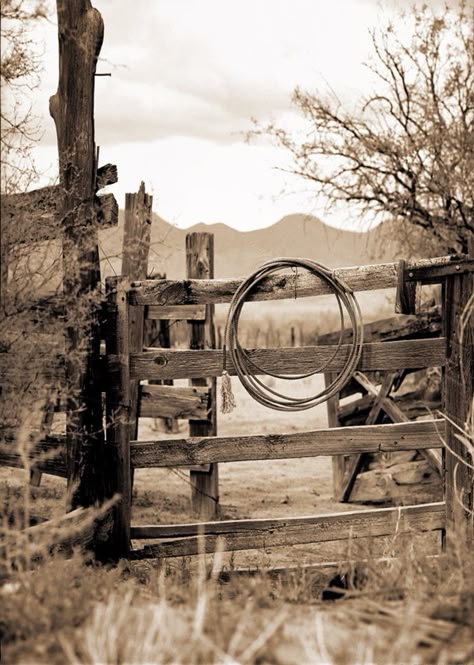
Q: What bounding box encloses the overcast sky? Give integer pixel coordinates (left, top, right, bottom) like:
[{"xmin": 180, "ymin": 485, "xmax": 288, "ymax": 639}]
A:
[{"xmin": 31, "ymin": 0, "xmax": 445, "ymax": 231}]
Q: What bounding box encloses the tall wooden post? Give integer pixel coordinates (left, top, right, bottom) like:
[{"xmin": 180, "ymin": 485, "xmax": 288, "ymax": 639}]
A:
[
  {"xmin": 186, "ymin": 233, "xmax": 219, "ymax": 519},
  {"xmin": 443, "ymin": 241, "xmax": 474, "ymax": 548},
  {"xmin": 105, "ymin": 278, "xmax": 131, "ymax": 557},
  {"xmin": 49, "ymin": 1, "xmax": 109, "ymax": 516},
  {"xmin": 121, "ymin": 183, "xmax": 153, "ymax": 443}
]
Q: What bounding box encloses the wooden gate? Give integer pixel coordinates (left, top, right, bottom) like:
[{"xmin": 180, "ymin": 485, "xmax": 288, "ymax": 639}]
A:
[{"xmin": 104, "ymin": 252, "xmax": 473, "ymax": 560}]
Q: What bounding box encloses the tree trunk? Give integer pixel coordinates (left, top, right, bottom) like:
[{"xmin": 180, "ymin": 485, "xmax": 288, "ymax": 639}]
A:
[{"xmin": 49, "ymin": 1, "xmax": 109, "ymax": 520}]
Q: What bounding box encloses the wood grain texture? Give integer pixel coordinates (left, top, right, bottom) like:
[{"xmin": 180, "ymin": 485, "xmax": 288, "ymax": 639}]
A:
[
  {"xmin": 138, "ymin": 384, "xmax": 211, "ymax": 419},
  {"xmin": 0, "ymin": 434, "xmax": 66, "ymax": 477},
  {"xmin": 131, "ymin": 502, "xmax": 445, "ymax": 558},
  {"xmin": 0, "ymin": 181, "xmax": 118, "ymax": 247},
  {"xmin": 104, "ymin": 282, "xmax": 131, "ymax": 558},
  {"xmin": 49, "ymin": 0, "xmax": 108, "ymax": 520},
  {"xmin": 325, "ymin": 372, "xmax": 346, "ymax": 497},
  {"xmin": 318, "ymin": 308, "xmax": 441, "ymax": 346},
  {"xmin": 130, "ymin": 419, "xmax": 444, "ymax": 467},
  {"xmin": 443, "ymin": 240, "xmax": 474, "ymax": 547},
  {"xmin": 128, "ymin": 256, "xmax": 474, "ymax": 306},
  {"xmin": 127, "ymin": 339, "xmax": 446, "ymax": 381},
  {"xmin": 186, "ymin": 233, "xmax": 219, "ymax": 519},
  {"xmin": 146, "ymin": 305, "xmax": 206, "ymax": 321}
]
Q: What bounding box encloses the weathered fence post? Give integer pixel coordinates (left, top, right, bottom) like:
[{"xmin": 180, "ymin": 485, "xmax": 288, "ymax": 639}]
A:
[
  {"xmin": 443, "ymin": 241, "xmax": 474, "ymax": 548},
  {"xmin": 325, "ymin": 372, "xmax": 345, "ymax": 499},
  {"xmin": 105, "ymin": 278, "xmax": 131, "ymax": 558},
  {"xmin": 186, "ymin": 233, "xmax": 219, "ymax": 518},
  {"xmin": 121, "ymin": 183, "xmax": 153, "ymax": 444},
  {"xmin": 49, "ymin": 0, "xmax": 109, "ymax": 520}
]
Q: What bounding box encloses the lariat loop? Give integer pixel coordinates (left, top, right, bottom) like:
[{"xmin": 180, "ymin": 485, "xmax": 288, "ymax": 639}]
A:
[{"xmin": 220, "ymin": 257, "xmax": 364, "ymax": 413}]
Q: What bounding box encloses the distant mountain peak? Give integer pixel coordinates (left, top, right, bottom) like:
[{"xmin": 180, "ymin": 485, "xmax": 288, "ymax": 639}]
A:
[{"xmin": 99, "ymin": 210, "xmax": 393, "ymax": 280}]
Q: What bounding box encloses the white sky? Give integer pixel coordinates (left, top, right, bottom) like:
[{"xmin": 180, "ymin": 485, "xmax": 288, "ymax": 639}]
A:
[{"xmin": 29, "ymin": 0, "xmax": 444, "ymax": 231}]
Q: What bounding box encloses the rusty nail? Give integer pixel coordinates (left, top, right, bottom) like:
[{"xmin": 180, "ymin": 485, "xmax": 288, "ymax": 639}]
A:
[{"xmin": 408, "ymin": 272, "xmax": 414, "ymax": 278}]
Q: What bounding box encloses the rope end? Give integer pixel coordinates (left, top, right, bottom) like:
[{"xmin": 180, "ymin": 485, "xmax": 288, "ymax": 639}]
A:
[{"xmin": 221, "ymin": 370, "xmax": 236, "ymax": 414}]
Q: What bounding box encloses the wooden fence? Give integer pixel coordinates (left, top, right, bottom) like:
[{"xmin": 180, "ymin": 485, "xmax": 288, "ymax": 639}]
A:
[{"xmin": 103, "ymin": 249, "xmax": 474, "ymax": 560}]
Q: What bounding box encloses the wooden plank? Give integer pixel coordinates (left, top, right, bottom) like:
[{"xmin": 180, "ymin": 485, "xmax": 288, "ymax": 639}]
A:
[
  {"xmin": 443, "ymin": 239, "xmax": 474, "ymax": 548},
  {"xmin": 127, "ymin": 338, "xmax": 446, "ymax": 381},
  {"xmin": 130, "ymin": 419, "xmax": 445, "ymax": 467},
  {"xmin": 1, "ymin": 182, "xmax": 118, "ymax": 246},
  {"xmin": 0, "ymin": 434, "xmax": 66, "ymax": 477},
  {"xmin": 121, "ymin": 183, "xmax": 153, "ymax": 447},
  {"xmin": 146, "ymin": 305, "xmax": 207, "ymax": 321},
  {"xmin": 325, "ymin": 372, "xmax": 345, "ymax": 497},
  {"xmin": 138, "ymin": 384, "xmax": 210, "ymax": 419},
  {"xmin": 130, "ymin": 502, "xmax": 445, "ymax": 558},
  {"xmin": 121, "ymin": 183, "xmax": 153, "ymax": 281},
  {"xmin": 104, "ymin": 282, "xmax": 131, "ymax": 558},
  {"xmin": 96, "ymin": 163, "xmax": 118, "ymax": 190},
  {"xmin": 3, "ymin": 502, "xmax": 116, "ymax": 562},
  {"xmin": 318, "ymin": 307, "xmax": 441, "ymax": 346},
  {"xmin": 187, "ymin": 233, "xmax": 219, "ymax": 519},
  {"xmin": 128, "ymin": 256, "xmax": 474, "ymax": 306}
]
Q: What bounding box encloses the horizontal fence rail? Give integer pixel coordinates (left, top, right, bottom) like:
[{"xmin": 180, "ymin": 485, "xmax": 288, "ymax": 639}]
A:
[
  {"xmin": 0, "ymin": 434, "xmax": 66, "ymax": 477},
  {"xmin": 138, "ymin": 384, "xmax": 211, "ymax": 420},
  {"xmin": 145, "ymin": 305, "xmax": 207, "ymax": 321},
  {"xmin": 130, "ymin": 419, "xmax": 445, "ymax": 467},
  {"xmin": 131, "ymin": 502, "xmax": 446, "ymax": 558},
  {"xmin": 124, "ymin": 339, "xmax": 446, "ymax": 381},
  {"xmin": 127, "ymin": 256, "xmax": 474, "ymax": 306}
]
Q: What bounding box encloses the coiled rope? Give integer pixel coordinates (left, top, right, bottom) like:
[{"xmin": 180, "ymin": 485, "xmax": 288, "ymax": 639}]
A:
[{"xmin": 221, "ymin": 258, "xmax": 364, "ymax": 413}]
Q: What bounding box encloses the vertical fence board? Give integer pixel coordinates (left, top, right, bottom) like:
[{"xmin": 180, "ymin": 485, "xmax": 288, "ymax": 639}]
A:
[
  {"xmin": 443, "ymin": 241, "xmax": 474, "ymax": 548},
  {"xmin": 121, "ymin": 183, "xmax": 153, "ymax": 444},
  {"xmin": 325, "ymin": 372, "xmax": 346, "ymax": 498},
  {"xmin": 105, "ymin": 280, "xmax": 131, "ymax": 557},
  {"xmin": 186, "ymin": 233, "xmax": 219, "ymax": 518}
]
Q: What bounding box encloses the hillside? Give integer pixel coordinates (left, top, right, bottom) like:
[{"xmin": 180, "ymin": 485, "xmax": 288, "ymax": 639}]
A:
[{"xmin": 99, "ymin": 212, "xmax": 393, "ymax": 280}]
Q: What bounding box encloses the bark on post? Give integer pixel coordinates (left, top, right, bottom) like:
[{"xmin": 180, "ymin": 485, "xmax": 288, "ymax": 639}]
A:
[
  {"xmin": 49, "ymin": 2, "xmax": 109, "ymax": 517},
  {"xmin": 186, "ymin": 233, "xmax": 219, "ymax": 518},
  {"xmin": 443, "ymin": 240, "xmax": 474, "ymax": 548}
]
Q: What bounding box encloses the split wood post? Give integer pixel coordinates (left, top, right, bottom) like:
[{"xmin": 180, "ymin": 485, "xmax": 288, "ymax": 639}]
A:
[
  {"xmin": 186, "ymin": 233, "xmax": 219, "ymax": 518},
  {"xmin": 121, "ymin": 183, "xmax": 153, "ymax": 445},
  {"xmin": 49, "ymin": 1, "xmax": 109, "ymax": 522},
  {"xmin": 443, "ymin": 240, "xmax": 474, "ymax": 548},
  {"xmin": 105, "ymin": 277, "xmax": 131, "ymax": 558}
]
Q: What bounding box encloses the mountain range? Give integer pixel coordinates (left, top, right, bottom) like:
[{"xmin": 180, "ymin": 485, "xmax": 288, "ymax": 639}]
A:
[{"xmin": 99, "ymin": 212, "xmax": 394, "ymax": 280}]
